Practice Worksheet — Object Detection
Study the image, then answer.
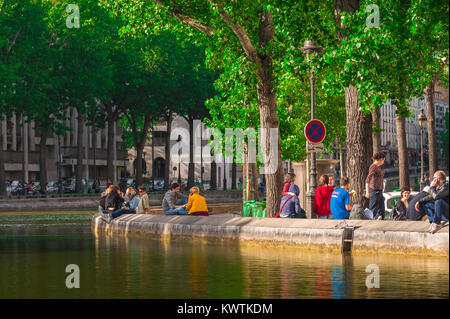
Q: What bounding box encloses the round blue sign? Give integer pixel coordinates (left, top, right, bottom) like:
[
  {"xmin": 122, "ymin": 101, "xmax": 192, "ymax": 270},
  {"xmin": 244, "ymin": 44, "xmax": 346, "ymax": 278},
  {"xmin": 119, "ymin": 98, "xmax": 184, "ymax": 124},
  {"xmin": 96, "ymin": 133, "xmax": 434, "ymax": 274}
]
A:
[{"xmin": 304, "ymin": 120, "xmax": 326, "ymax": 143}]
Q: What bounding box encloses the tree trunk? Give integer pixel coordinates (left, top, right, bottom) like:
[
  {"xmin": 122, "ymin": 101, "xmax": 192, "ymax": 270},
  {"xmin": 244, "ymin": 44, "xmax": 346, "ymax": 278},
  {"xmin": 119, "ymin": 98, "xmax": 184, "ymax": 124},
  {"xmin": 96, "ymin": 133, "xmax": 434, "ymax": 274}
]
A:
[
  {"xmin": 210, "ymin": 161, "xmax": 217, "ymax": 190},
  {"xmin": 75, "ymin": 112, "xmax": 84, "ymax": 193},
  {"xmin": 164, "ymin": 111, "xmax": 172, "ymax": 190},
  {"xmin": 426, "ymin": 81, "xmax": 437, "ymax": 175},
  {"xmin": 335, "ymin": 0, "xmax": 370, "ymax": 206},
  {"xmin": 0, "ymin": 129, "xmax": 5, "ymax": 196},
  {"xmin": 232, "ymin": 162, "xmax": 236, "ymax": 190},
  {"xmin": 242, "ymin": 143, "xmax": 248, "ymax": 202},
  {"xmin": 39, "ymin": 129, "xmax": 48, "ymax": 193},
  {"xmin": 135, "ymin": 145, "xmax": 144, "ymax": 187},
  {"xmin": 395, "ymin": 112, "xmax": 410, "ymax": 188},
  {"xmin": 256, "ymin": 57, "xmax": 284, "ymax": 217},
  {"xmin": 345, "ymin": 85, "xmax": 372, "ymax": 207},
  {"xmin": 188, "ymin": 116, "xmax": 195, "ymax": 189},
  {"xmin": 372, "ymin": 107, "xmax": 382, "ymax": 154},
  {"xmin": 250, "ymin": 162, "xmax": 260, "ymax": 202},
  {"xmin": 106, "ymin": 113, "xmax": 115, "ymax": 184}
]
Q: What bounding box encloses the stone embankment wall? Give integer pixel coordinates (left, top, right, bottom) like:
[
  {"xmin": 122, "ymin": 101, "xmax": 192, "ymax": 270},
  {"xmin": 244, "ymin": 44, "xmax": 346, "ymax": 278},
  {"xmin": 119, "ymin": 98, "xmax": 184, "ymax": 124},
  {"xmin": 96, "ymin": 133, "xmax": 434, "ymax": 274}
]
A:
[
  {"xmin": 0, "ymin": 191, "xmax": 243, "ymax": 212},
  {"xmin": 92, "ymin": 214, "xmax": 449, "ymax": 256}
]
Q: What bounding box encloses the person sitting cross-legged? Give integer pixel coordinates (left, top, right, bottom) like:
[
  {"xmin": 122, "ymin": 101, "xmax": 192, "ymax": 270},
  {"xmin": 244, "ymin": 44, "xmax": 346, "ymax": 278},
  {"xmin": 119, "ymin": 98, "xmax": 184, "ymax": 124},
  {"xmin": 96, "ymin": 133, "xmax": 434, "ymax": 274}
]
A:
[
  {"xmin": 185, "ymin": 187, "xmax": 209, "ymax": 216},
  {"xmin": 415, "ymin": 170, "xmax": 449, "ymax": 233},
  {"xmin": 163, "ymin": 183, "xmax": 188, "ymax": 215}
]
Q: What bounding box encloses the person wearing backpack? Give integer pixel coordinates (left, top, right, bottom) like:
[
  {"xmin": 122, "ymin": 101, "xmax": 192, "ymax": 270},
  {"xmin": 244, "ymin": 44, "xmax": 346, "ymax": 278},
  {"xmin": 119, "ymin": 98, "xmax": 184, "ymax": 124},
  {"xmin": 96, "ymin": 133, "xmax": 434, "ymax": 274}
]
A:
[{"xmin": 389, "ymin": 186, "xmax": 410, "ymax": 221}]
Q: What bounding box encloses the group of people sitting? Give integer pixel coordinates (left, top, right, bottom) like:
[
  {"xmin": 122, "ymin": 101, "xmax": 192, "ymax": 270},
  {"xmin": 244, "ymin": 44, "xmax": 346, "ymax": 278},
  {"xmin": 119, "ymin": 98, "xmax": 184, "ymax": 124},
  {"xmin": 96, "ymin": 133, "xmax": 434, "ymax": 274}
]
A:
[
  {"xmin": 99, "ymin": 182, "xmax": 209, "ymax": 223},
  {"xmin": 278, "ymin": 172, "xmax": 353, "ymax": 220},
  {"xmin": 278, "ymin": 169, "xmax": 449, "ymax": 234}
]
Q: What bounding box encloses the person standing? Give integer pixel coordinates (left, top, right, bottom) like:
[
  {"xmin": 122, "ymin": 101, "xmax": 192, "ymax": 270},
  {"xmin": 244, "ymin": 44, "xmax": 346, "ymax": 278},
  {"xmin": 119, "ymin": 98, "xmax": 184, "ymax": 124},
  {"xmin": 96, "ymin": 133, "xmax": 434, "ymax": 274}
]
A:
[
  {"xmin": 330, "ymin": 177, "xmax": 353, "ymax": 220},
  {"xmin": 136, "ymin": 185, "xmax": 151, "ymax": 214},
  {"xmin": 365, "ymin": 152, "xmax": 386, "ymax": 220},
  {"xmin": 313, "ymin": 175, "xmax": 334, "ymax": 219}
]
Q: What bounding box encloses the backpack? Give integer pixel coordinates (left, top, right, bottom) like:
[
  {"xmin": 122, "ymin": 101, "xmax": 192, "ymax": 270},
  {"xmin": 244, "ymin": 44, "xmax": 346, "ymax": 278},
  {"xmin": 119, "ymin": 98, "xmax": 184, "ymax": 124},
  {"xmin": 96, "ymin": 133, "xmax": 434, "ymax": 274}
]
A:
[
  {"xmin": 388, "ymin": 207, "xmax": 407, "ymax": 221},
  {"xmin": 349, "ymin": 204, "xmax": 368, "ymax": 220}
]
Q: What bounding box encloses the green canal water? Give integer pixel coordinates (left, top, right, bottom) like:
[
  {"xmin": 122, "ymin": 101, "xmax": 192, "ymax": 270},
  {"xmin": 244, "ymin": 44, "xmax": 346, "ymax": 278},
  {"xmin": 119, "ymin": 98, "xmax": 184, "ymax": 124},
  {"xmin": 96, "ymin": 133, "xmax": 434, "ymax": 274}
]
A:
[{"xmin": 0, "ymin": 211, "xmax": 448, "ymax": 299}]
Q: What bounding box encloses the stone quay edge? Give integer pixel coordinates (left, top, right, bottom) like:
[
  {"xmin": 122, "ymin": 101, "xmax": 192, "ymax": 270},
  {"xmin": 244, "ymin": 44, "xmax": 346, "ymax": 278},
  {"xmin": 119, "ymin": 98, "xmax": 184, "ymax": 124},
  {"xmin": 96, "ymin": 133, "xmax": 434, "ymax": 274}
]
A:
[{"xmin": 91, "ymin": 213, "xmax": 449, "ymax": 257}]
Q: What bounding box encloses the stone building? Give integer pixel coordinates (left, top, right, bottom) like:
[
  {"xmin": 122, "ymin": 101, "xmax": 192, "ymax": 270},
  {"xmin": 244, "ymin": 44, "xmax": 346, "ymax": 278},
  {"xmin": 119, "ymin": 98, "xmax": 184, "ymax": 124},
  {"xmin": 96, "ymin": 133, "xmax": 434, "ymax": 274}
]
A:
[{"xmin": 1, "ymin": 107, "xmax": 127, "ymax": 184}]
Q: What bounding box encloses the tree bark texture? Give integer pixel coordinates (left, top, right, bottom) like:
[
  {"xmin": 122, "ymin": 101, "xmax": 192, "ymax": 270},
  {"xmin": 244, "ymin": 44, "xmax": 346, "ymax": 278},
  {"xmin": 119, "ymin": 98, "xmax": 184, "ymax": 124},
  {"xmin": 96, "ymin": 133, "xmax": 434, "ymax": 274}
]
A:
[
  {"xmin": 395, "ymin": 112, "xmax": 410, "ymax": 188},
  {"xmin": 39, "ymin": 129, "xmax": 48, "ymax": 192},
  {"xmin": 188, "ymin": 116, "xmax": 195, "ymax": 189},
  {"xmin": 335, "ymin": 0, "xmax": 371, "ymax": 206},
  {"xmin": 345, "ymin": 85, "xmax": 372, "ymax": 206},
  {"xmin": 106, "ymin": 110, "xmax": 116, "ymax": 184},
  {"xmin": 426, "ymin": 81, "xmax": 437, "ymax": 176},
  {"xmin": 0, "ymin": 129, "xmax": 5, "ymax": 196},
  {"xmin": 164, "ymin": 111, "xmax": 172, "ymax": 190},
  {"xmin": 372, "ymin": 107, "xmax": 382, "ymax": 154},
  {"xmin": 76, "ymin": 112, "xmax": 84, "ymax": 193}
]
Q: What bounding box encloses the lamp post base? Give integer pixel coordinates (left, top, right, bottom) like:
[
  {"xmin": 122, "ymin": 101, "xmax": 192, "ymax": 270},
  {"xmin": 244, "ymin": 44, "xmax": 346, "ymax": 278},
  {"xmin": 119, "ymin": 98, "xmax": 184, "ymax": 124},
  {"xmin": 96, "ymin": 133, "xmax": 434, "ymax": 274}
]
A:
[
  {"xmin": 306, "ymin": 190, "xmax": 315, "ymax": 219},
  {"xmin": 420, "ymin": 180, "xmax": 426, "ymax": 192}
]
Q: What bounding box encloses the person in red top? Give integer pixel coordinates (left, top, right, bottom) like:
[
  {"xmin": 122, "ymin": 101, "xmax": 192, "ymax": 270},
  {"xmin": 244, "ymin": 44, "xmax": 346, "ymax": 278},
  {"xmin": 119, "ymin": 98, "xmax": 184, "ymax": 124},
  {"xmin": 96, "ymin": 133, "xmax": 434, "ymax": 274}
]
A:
[
  {"xmin": 313, "ymin": 175, "xmax": 335, "ymax": 219},
  {"xmin": 282, "ymin": 173, "xmax": 296, "ymax": 196}
]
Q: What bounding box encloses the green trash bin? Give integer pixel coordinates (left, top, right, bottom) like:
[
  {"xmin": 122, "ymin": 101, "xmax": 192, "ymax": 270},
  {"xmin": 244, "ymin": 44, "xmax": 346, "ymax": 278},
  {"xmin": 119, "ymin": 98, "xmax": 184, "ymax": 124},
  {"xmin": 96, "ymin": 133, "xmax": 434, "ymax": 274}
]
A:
[
  {"xmin": 249, "ymin": 202, "xmax": 266, "ymax": 218},
  {"xmin": 243, "ymin": 200, "xmax": 256, "ymax": 217}
]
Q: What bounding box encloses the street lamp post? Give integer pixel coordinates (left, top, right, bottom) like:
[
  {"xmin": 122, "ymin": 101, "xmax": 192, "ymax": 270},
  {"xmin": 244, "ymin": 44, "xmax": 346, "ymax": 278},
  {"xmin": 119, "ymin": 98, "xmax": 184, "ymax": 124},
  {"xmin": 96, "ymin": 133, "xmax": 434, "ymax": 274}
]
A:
[
  {"xmin": 177, "ymin": 135, "xmax": 182, "ymax": 184},
  {"xmin": 301, "ymin": 40, "xmax": 323, "ymax": 219},
  {"xmin": 418, "ymin": 109, "xmax": 427, "ymax": 191}
]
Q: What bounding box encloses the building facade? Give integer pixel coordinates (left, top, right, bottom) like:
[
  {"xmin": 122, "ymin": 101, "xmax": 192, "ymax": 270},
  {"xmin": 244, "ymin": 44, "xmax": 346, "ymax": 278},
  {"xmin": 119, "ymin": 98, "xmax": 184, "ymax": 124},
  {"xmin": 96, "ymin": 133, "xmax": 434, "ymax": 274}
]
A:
[
  {"xmin": 1, "ymin": 107, "xmax": 127, "ymax": 184},
  {"xmin": 379, "ymin": 87, "xmax": 449, "ymax": 167}
]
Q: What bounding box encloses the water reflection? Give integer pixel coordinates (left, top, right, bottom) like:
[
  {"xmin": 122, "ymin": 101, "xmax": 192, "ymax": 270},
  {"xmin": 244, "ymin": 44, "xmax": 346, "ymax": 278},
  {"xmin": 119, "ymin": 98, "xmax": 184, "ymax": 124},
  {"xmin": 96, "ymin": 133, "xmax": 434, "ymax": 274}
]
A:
[{"xmin": 0, "ymin": 221, "xmax": 448, "ymax": 299}]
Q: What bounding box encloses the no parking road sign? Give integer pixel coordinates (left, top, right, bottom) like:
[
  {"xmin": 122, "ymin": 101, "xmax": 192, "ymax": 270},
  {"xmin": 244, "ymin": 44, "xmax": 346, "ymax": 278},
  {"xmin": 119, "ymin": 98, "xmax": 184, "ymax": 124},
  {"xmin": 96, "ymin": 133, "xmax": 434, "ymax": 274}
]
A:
[{"xmin": 304, "ymin": 119, "xmax": 326, "ymax": 144}]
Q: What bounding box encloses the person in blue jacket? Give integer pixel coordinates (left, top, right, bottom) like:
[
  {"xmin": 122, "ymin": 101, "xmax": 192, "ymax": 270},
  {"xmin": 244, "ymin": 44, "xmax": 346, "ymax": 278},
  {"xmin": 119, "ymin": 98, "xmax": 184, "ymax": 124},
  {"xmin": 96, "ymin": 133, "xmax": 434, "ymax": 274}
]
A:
[{"xmin": 279, "ymin": 184, "xmax": 305, "ymax": 218}]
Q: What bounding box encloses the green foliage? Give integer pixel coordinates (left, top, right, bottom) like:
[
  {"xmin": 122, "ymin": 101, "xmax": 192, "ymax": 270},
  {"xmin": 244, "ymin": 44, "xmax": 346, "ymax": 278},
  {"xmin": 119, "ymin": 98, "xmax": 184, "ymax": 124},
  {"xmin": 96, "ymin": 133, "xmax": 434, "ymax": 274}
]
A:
[{"xmin": 103, "ymin": 0, "xmax": 347, "ymax": 164}]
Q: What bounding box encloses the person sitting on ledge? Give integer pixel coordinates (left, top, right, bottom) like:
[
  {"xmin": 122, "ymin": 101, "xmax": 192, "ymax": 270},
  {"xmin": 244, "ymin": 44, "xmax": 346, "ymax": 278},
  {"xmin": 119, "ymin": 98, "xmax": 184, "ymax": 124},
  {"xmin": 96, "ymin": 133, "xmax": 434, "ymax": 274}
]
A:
[
  {"xmin": 163, "ymin": 183, "xmax": 188, "ymax": 215},
  {"xmin": 185, "ymin": 186, "xmax": 209, "ymax": 216},
  {"xmin": 415, "ymin": 170, "xmax": 449, "ymax": 234},
  {"xmin": 136, "ymin": 185, "xmax": 151, "ymax": 214},
  {"xmin": 330, "ymin": 176, "xmax": 352, "ymax": 220},
  {"xmin": 106, "ymin": 187, "xmax": 140, "ymax": 223},
  {"xmin": 102, "ymin": 185, "xmax": 124, "ymax": 223},
  {"xmin": 99, "ymin": 186, "xmax": 112, "ymax": 212},
  {"xmin": 279, "ymin": 184, "xmax": 305, "ymax": 218}
]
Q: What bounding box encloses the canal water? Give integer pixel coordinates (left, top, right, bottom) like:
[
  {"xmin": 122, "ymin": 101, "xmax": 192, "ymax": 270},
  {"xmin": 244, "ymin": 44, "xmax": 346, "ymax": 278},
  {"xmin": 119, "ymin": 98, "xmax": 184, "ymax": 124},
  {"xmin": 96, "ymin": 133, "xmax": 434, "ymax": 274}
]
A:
[{"xmin": 0, "ymin": 211, "xmax": 448, "ymax": 299}]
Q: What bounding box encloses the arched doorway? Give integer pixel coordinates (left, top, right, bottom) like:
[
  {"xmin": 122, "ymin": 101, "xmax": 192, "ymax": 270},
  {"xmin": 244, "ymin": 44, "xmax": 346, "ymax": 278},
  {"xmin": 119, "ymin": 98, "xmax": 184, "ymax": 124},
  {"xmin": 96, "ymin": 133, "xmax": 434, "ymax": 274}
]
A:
[{"xmin": 153, "ymin": 157, "xmax": 165, "ymax": 179}]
